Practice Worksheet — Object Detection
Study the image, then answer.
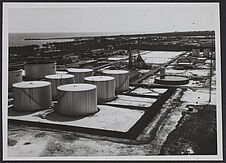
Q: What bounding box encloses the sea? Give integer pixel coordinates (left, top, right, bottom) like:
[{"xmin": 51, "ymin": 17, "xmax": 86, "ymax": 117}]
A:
[
  {"xmin": 9, "ymin": 32, "xmax": 138, "ymax": 47},
  {"xmin": 9, "ymin": 32, "xmax": 183, "ymax": 64}
]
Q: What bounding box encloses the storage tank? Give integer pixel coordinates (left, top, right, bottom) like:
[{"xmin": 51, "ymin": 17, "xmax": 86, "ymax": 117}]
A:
[
  {"xmin": 67, "ymin": 68, "xmax": 93, "ymax": 83},
  {"xmin": 24, "ymin": 61, "xmax": 56, "ymax": 79},
  {"xmin": 102, "ymin": 70, "xmax": 129, "ymax": 92},
  {"xmin": 192, "ymin": 49, "xmax": 200, "ymax": 57},
  {"xmin": 154, "ymin": 76, "xmax": 189, "ymax": 85},
  {"xmin": 12, "ymin": 81, "xmax": 52, "ymax": 112},
  {"xmin": 56, "ymin": 84, "xmax": 98, "ymax": 116},
  {"xmin": 45, "ymin": 74, "xmax": 74, "ymax": 99},
  {"xmin": 56, "ymin": 71, "xmax": 68, "ymax": 74},
  {"xmin": 9, "ymin": 68, "xmax": 23, "ymax": 90},
  {"xmin": 84, "ymin": 76, "xmax": 115, "ymax": 102}
]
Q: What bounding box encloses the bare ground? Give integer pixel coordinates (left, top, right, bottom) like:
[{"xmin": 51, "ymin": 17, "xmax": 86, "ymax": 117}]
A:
[{"xmin": 160, "ymin": 104, "xmax": 217, "ymax": 155}]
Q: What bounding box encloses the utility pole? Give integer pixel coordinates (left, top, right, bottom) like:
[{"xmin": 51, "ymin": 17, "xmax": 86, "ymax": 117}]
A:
[{"xmin": 128, "ymin": 46, "xmax": 132, "ymax": 68}]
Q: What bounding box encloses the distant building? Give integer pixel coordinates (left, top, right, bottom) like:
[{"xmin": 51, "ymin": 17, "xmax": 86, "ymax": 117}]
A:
[
  {"xmin": 62, "ymin": 53, "xmax": 76, "ymax": 60},
  {"xmin": 107, "ymin": 45, "xmax": 114, "ymax": 50},
  {"xmin": 9, "ymin": 53, "xmax": 18, "ymax": 57},
  {"xmin": 66, "ymin": 55, "xmax": 80, "ymax": 63},
  {"xmin": 113, "ymin": 49, "xmax": 128, "ymax": 55},
  {"xmin": 91, "ymin": 49, "xmax": 113, "ymax": 57},
  {"xmin": 54, "ymin": 53, "xmax": 80, "ymax": 64},
  {"xmin": 43, "ymin": 49, "xmax": 61, "ymax": 53},
  {"xmin": 106, "ymin": 37, "xmax": 116, "ymax": 41}
]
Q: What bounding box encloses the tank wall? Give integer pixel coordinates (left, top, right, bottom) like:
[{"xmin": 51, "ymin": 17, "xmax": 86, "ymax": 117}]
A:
[
  {"xmin": 85, "ymin": 79, "xmax": 115, "ymax": 101},
  {"xmin": 13, "ymin": 85, "xmax": 52, "ymax": 111},
  {"xmin": 103, "ymin": 73, "xmax": 129, "ymax": 92},
  {"xmin": 46, "ymin": 77, "xmax": 74, "ymax": 99},
  {"xmin": 69, "ymin": 71, "xmax": 93, "ymax": 83},
  {"xmin": 56, "ymin": 88, "xmax": 97, "ymax": 116},
  {"xmin": 9, "ymin": 70, "xmax": 23, "ymax": 89},
  {"xmin": 25, "ymin": 63, "xmax": 56, "ymax": 79}
]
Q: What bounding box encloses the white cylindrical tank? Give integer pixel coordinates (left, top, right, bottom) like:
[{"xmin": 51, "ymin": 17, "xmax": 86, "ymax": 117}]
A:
[
  {"xmin": 56, "ymin": 84, "xmax": 98, "ymax": 116},
  {"xmin": 67, "ymin": 68, "xmax": 93, "ymax": 83},
  {"xmin": 12, "ymin": 81, "xmax": 52, "ymax": 112},
  {"xmin": 24, "ymin": 61, "xmax": 56, "ymax": 79},
  {"xmin": 56, "ymin": 71, "xmax": 68, "ymax": 74},
  {"xmin": 45, "ymin": 74, "xmax": 74, "ymax": 99},
  {"xmin": 84, "ymin": 76, "xmax": 115, "ymax": 102},
  {"xmin": 102, "ymin": 70, "xmax": 129, "ymax": 92},
  {"xmin": 9, "ymin": 69, "xmax": 23, "ymax": 90},
  {"xmin": 192, "ymin": 49, "xmax": 200, "ymax": 57}
]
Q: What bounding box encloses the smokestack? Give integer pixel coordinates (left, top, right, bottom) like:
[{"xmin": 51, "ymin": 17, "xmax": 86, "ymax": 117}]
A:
[{"xmin": 160, "ymin": 67, "xmax": 165, "ymax": 79}]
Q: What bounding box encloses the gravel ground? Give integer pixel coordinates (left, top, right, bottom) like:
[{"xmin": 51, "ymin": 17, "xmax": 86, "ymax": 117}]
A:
[{"xmin": 160, "ymin": 104, "xmax": 217, "ymax": 155}]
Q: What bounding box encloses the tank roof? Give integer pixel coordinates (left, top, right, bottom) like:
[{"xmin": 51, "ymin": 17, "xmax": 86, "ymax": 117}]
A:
[
  {"xmin": 67, "ymin": 68, "xmax": 93, "ymax": 73},
  {"xmin": 154, "ymin": 76, "xmax": 189, "ymax": 85},
  {"xmin": 56, "ymin": 71, "xmax": 68, "ymax": 74},
  {"xmin": 84, "ymin": 76, "xmax": 114, "ymax": 82},
  {"xmin": 13, "ymin": 81, "xmax": 51, "ymax": 88},
  {"xmin": 57, "ymin": 84, "xmax": 96, "ymax": 92},
  {"xmin": 26, "ymin": 61, "xmax": 56, "ymax": 65},
  {"xmin": 45, "ymin": 74, "xmax": 74, "ymax": 79},
  {"xmin": 102, "ymin": 70, "xmax": 129, "ymax": 75}
]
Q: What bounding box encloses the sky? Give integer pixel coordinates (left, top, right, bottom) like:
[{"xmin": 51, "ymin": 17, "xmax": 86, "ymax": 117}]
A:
[{"xmin": 6, "ymin": 3, "xmax": 219, "ymax": 33}]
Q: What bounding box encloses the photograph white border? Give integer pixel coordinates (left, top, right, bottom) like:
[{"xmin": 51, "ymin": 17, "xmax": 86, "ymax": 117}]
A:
[{"xmin": 2, "ymin": 2, "xmax": 223, "ymax": 161}]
